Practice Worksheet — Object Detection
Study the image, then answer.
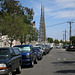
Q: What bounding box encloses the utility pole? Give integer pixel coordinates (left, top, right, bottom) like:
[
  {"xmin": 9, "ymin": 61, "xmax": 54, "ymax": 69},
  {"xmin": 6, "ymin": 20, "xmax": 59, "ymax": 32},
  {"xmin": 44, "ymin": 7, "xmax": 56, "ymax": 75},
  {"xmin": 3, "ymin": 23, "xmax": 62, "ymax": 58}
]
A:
[
  {"xmin": 65, "ymin": 30, "xmax": 66, "ymax": 43},
  {"xmin": 67, "ymin": 22, "xmax": 74, "ymax": 39},
  {"xmin": 67, "ymin": 22, "xmax": 74, "ymax": 44},
  {"xmin": 63, "ymin": 30, "xmax": 67, "ymax": 44},
  {"xmin": 63, "ymin": 33, "xmax": 65, "ymax": 41}
]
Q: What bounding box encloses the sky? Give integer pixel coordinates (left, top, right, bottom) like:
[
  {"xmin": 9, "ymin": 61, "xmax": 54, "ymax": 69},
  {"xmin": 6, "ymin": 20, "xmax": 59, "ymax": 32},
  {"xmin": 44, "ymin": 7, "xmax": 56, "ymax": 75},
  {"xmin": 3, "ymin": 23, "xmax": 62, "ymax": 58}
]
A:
[{"xmin": 19, "ymin": 0, "xmax": 75, "ymax": 40}]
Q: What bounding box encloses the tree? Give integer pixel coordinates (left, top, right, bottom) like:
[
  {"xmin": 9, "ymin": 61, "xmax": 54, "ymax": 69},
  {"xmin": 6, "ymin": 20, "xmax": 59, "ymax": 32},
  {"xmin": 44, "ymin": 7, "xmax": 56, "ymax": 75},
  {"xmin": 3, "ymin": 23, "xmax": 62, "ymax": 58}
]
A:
[
  {"xmin": 19, "ymin": 7, "xmax": 34, "ymax": 44},
  {"xmin": 60, "ymin": 40, "xmax": 63, "ymax": 43},
  {"xmin": 0, "ymin": 0, "xmax": 22, "ymax": 15},
  {"xmin": 1, "ymin": 13, "xmax": 25, "ymax": 46},
  {"xmin": 47, "ymin": 37, "xmax": 53, "ymax": 43},
  {"xmin": 0, "ymin": 0, "xmax": 25, "ymax": 46},
  {"xmin": 0, "ymin": 0, "xmax": 35, "ymax": 46},
  {"xmin": 54, "ymin": 39, "xmax": 59, "ymax": 45}
]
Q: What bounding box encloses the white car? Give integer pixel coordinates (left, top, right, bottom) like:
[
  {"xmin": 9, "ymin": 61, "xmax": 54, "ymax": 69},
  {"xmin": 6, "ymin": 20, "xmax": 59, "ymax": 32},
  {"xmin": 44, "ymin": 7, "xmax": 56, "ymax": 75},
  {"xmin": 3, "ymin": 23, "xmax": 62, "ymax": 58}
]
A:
[{"xmin": 56, "ymin": 45, "xmax": 60, "ymax": 48}]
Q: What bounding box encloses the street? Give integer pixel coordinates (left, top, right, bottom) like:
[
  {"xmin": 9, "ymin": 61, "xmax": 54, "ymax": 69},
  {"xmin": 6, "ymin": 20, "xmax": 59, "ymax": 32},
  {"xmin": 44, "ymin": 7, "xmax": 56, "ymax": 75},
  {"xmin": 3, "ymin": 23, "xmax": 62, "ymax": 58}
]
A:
[{"xmin": 17, "ymin": 48, "xmax": 75, "ymax": 75}]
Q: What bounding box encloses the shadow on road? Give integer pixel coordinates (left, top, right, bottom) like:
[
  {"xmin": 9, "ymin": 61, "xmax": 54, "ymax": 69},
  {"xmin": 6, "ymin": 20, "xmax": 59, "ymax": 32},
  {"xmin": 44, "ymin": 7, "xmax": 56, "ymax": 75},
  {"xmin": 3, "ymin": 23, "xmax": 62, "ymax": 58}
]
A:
[
  {"xmin": 55, "ymin": 69, "xmax": 75, "ymax": 73},
  {"xmin": 52, "ymin": 61, "xmax": 75, "ymax": 65},
  {"xmin": 52, "ymin": 61, "xmax": 75, "ymax": 74},
  {"xmin": 21, "ymin": 65, "xmax": 33, "ymax": 69}
]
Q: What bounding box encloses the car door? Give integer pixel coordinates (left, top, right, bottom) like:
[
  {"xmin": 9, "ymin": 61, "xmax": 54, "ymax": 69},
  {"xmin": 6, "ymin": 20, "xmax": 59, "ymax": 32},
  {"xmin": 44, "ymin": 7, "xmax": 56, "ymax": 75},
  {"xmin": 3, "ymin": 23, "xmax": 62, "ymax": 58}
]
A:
[
  {"xmin": 9, "ymin": 48, "xmax": 16, "ymax": 70},
  {"xmin": 12, "ymin": 47, "xmax": 21, "ymax": 68},
  {"xmin": 30, "ymin": 46, "xmax": 35, "ymax": 61}
]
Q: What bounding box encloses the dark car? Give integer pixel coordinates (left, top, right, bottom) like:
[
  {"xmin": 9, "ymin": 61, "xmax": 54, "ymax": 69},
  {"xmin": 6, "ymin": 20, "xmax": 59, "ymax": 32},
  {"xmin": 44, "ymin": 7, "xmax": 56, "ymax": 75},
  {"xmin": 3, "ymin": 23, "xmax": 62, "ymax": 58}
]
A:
[
  {"xmin": 63, "ymin": 45, "xmax": 69, "ymax": 49},
  {"xmin": 66, "ymin": 45, "xmax": 75, "ymax": 51},
  {"xmin": 33, "ymin": 46, "xmax": 43, "ymax": 60},
  {"xmin": 14, "ymin": 45, "xmax": 37, "ymax": 67},
  {"xmin": 0, "ymin": 47, "xmax": 22, "ymax": 75}
]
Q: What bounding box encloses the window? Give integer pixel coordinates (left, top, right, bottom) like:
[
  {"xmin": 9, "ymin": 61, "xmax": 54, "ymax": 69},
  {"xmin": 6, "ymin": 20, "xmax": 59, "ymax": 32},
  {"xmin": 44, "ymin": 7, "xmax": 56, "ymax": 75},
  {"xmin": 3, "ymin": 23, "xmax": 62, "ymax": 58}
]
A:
[
  {"xmin": 18, "ymin": 46, "xmax": 31, "ymax": 53},
  {"xmin": 0, "ymin": 49, "xmax": 9, "ymax": 58},
  {"xmin": 13, "ymin": 48, "xmax": 20, "ymax": 55}
]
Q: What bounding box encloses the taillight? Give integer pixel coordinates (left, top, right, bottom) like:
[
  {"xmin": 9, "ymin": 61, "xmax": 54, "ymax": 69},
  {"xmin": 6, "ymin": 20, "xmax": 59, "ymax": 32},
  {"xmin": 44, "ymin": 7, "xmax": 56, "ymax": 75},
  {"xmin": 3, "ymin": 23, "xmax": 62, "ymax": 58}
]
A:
[
  {"xmin": 0, "ymin": 67, "xmax": 7, "ymax": 70},
  {"xmin": 73, "ymin": 46, "xmax": 75, "ymax": 48},
  {"xmin": 0, "ymin": 64, "xmax": 7, "ymax": 70},
  {"xmin": 42, "ymin": 49, "xmax": 46, "ymax": 51}
]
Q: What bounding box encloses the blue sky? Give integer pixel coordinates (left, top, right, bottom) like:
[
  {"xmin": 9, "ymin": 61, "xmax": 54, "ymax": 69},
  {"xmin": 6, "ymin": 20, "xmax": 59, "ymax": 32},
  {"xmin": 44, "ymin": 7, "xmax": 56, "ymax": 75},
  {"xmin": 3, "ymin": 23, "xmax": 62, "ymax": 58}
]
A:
[{"xmin": 19, "ymin": 0, "xmax": 75, "ymax": 40}]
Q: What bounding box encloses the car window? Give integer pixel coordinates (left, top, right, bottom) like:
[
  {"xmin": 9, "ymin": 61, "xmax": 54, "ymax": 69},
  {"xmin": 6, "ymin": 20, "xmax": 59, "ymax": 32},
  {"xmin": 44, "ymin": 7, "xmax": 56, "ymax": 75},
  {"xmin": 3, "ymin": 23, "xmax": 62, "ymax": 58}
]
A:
[
  {"xmin": 10, "ymin": 49, "xmax": 13, "ymax": 54},
  {"xmin": 0, "ymin": 49, "xmax": 9, "ymax": 58},
  {"xmin": 18, "ymin": 46, "xmax": 31, "ymax": 53},
  {"xmin": 13, "ymin": 48, "xmax": 20, "ymax": 55}
]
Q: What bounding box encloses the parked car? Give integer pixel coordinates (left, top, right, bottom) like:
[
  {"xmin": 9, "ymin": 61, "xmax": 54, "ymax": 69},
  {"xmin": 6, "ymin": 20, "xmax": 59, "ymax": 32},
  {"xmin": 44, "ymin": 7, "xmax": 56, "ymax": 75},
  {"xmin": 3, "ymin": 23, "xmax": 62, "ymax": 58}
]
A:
[
  {"xmin": 63, "ymin": 45, "xmax": 69, "ymax": 49},
  {"xmin": 66, "ymin": 45, "xmax": 75, "ymax": 51},
  {"xmin": 36, "ymin": 44, "xmax": 44, "ymax": 55},
  {"xmin": 36, "ymin": 44, "xmax": 49, "ymax": 55},
  {"xmin": 45, "ymin": 44, "xmax": 50, "ymax": 53},
  {"xmin": 47, "ymin": 44, "xmax": 51, "ymax": 51},
  {"xmin": 42, "ymin": 44, "xmax": 49, "ymax": 55},
  {"xmin": 33, "ymin": 46, "xmax": 43, "ymax": 60},
  {"xmin": 56, "ymin": 45, "xmax": 60, "ymax": 49},
  {"xmin": 14, "ymin": 45, "xmax": 37, "ymax": 67},
  {"xmin": 0, "ymin": 47, "xmax": 22, "ymax": 75}
]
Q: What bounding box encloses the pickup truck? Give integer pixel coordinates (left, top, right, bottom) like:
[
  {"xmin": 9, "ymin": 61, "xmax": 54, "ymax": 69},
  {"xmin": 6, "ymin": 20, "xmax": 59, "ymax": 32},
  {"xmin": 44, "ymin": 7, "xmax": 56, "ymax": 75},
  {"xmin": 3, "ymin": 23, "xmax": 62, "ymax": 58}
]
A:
[
  {"xmin": 0, "ymin": 47, "xmax": 22, "ymax": 75},
  {"xmin": 14, "ymin": 44, "xmax": 38, "ymax": 67}
]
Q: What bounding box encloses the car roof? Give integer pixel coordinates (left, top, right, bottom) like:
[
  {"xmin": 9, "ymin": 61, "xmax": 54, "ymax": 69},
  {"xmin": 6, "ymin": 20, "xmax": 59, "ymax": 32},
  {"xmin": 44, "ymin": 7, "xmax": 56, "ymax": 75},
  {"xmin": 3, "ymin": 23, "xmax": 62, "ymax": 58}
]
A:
[
  {"xmin": 33, "ymin": 46, "xmax": 41, "ymax": 47},
  {"xmin": 14, "ymin": 44, "xmax": 32, "ymax": 47},
  {"xmin": 0, "ymin": 47, "xmax": 11, "ymax": 49}
]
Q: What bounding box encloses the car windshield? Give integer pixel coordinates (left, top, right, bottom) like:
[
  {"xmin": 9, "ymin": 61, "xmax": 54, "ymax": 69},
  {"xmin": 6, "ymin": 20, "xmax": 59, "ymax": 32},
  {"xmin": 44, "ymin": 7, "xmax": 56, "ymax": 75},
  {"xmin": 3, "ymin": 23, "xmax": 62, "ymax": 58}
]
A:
[
  {"xmin": 42, "ymin": 45, "xmax": 46, "ymax": 48},
  {"xmin": 56, "ymin": 45, "xmax": 59, "ymax": 46},
  {"xmin": 0, "ymin": 49, "xmax": 9, "ymax": 59},
  {"xmin": 34, "ymin": 47, "xmax": 40, "ymax": 52},
  {"xmin": 18, "ymin": 46, "xmax": 31, "ymax": 53}
]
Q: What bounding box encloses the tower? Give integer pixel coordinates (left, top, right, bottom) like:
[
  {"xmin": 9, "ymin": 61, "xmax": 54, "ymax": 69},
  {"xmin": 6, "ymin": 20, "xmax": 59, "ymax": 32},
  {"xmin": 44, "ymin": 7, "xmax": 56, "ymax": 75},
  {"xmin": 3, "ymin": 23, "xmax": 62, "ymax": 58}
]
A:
[{"xmin": 39, "ymin": 5, "xmax": 46, "ymax": 42}]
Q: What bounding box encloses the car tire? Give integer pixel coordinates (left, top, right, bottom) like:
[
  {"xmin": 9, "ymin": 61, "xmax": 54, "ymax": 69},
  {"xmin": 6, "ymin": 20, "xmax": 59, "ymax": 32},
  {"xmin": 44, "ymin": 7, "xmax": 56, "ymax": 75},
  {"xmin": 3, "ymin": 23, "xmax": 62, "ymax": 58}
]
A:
[
  {"xmin": 30, "ymin": 60, "xmax": 34, "ymax": 67},
  {"xmin": 34, "ymin": 58, "xmax": 37, "ymax": 64},
  {"xmin": 7, "ymin": 72, "xmax": 12, "ymax": 75},
  {"xmin": 16, "ymin": 65, "xmax": 21, "ymax": 74},
  {"xmin": 7, "ymin": 67, "xmax": 14, "ymax": 75}
]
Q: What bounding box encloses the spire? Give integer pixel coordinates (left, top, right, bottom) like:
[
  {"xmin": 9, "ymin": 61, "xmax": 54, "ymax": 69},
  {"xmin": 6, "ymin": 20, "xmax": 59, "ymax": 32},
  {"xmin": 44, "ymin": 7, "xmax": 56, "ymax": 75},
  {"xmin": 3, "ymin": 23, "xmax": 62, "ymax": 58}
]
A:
[{"xmin": 39, "ymin": 5, "xmax": 46, "ymax": 42}]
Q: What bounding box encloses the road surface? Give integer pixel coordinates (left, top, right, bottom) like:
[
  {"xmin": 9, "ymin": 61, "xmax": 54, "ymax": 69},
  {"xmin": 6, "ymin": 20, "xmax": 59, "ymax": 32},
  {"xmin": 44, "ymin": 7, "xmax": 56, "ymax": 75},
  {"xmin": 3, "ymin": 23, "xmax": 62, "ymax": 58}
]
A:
[{"xmin": 16, "ymin": 48, "xmax": 75, "ymax": 75}]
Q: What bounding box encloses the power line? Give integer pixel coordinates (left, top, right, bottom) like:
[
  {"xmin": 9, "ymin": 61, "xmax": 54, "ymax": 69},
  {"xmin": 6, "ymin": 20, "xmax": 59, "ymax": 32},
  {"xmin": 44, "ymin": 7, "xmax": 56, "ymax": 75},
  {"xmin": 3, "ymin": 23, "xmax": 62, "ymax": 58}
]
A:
[
  {"xmin": 46, "ymin": 19, "xmax": 75, "ymax": 28},
  {"xmin": 46, "ymin": 22, "xmax": 66, "ymax": 28}
]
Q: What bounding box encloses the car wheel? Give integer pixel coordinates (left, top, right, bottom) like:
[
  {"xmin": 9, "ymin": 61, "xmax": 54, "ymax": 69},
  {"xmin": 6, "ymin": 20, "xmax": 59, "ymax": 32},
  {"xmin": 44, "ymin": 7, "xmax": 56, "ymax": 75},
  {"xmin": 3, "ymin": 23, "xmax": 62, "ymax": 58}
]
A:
[
  {"xmin": 34, "ymin": 58, "xmax": 38, "ymax": 64},
  {"xmin": 16, "ymin": 65, "xmax": 21, "ymax": 74},
  {"xmin": 30, "ymin": 60, "xmax": 34, "ymax": 67},
  {"xmin": 7, "ymin": 67, "xmax": 14, "ymax": 75},
  {"xmin": 7, "ymin": 72, "xmax": 12, "ymax": 75}
]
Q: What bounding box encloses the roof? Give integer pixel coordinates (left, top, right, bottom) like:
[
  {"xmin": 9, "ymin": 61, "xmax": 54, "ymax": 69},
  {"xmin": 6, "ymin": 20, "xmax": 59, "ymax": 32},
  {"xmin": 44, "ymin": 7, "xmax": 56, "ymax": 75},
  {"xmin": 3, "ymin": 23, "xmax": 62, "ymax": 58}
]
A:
[{"xmin": 13, "ymin": 44, "xmax": 32, "ymax": 47}]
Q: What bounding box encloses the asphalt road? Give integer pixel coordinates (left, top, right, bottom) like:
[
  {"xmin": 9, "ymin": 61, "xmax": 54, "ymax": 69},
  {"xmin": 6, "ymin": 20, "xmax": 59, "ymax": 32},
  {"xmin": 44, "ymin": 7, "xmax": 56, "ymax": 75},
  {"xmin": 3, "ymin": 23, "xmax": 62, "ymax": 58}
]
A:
[{"xmin": 16, "ymin": 48, "xmax": 75, "ymax": 75}]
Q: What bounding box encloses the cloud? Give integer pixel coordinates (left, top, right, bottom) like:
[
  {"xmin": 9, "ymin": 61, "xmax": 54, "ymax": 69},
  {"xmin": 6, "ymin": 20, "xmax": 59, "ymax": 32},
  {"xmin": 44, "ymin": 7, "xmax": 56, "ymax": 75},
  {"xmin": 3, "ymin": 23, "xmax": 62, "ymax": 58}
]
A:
[
  {"xmin": 50, "ymin": 10, "xmax": 75, "ymax": 18},
  {"xmin": 44, "ymin": 0, "xmax": 75, "ymax": 18},
  {"xmin": 55, "ymin": 0, "xmax": 75, "ymax": 9}
]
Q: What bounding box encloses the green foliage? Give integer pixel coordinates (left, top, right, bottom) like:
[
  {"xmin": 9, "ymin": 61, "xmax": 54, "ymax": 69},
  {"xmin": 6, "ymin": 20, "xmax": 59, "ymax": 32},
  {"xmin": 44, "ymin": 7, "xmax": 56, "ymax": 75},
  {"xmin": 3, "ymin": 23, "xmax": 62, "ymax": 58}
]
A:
[
  {"xmin": 0, "ymin": 0, "xmax": 37, "ymax": 46},
  {"xmin": 0, "ymin": 0, "xmax": 22, "ymax": 15},
  {"xmin": 28, "ymin": 28, "xmax": 38, "ymax": 42},
  {"xmin": 54, "ymin": 39, "xmax": 59, "ymax": 44},
  {"xmin": 47, "ymin": 37, "xmax": 53, "ymax": 43},
  {"xmin": 70, "ymin": 36, "xmax": 75, "ymax": 45},
  {"xmin": 60, "ymin": 40, "xmax": 63, "ymax": 43}
]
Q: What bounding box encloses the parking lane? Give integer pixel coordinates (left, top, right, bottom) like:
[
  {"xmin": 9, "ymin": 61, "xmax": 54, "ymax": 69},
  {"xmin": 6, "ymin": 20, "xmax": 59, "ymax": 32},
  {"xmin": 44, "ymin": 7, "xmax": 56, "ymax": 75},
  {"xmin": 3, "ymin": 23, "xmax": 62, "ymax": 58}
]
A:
[{"xmin": 17, "ymin": 48, "xmax": 75, "ymax": 75}]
